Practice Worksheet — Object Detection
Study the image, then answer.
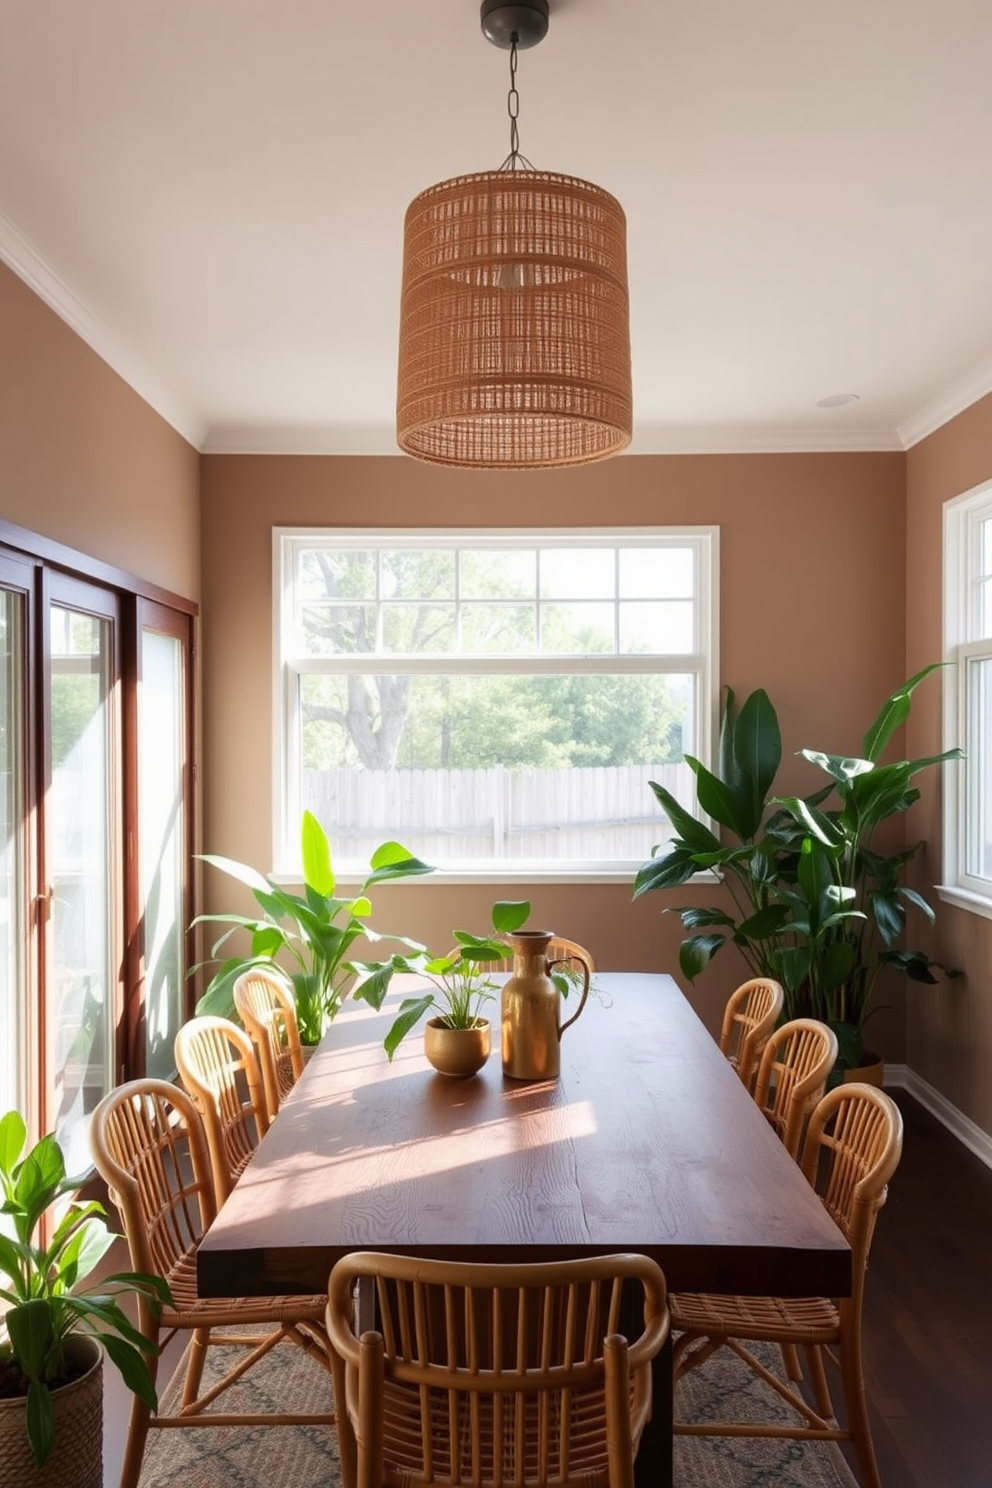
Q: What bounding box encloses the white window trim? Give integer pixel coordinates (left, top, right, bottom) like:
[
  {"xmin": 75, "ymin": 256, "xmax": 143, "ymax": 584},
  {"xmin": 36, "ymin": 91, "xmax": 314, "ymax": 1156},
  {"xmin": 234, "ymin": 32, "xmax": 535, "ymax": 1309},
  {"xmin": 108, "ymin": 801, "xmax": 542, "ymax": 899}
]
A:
[
  {"xmin": 272, "ymin": 525, "xmax": 720, "ymax": 883},
  {"xmin": 939, "ymin": 481, "xmax": 992, "ymax": 920}
]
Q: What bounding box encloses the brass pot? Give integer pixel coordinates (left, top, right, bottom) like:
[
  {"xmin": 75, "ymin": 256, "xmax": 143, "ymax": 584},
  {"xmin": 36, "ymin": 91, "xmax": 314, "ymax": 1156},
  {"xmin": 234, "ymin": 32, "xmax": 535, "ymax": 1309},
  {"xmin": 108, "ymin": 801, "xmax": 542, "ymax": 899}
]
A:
[{"xmin": 424, "ymin": 1017, "xmax": 491, "ymax": 1077}]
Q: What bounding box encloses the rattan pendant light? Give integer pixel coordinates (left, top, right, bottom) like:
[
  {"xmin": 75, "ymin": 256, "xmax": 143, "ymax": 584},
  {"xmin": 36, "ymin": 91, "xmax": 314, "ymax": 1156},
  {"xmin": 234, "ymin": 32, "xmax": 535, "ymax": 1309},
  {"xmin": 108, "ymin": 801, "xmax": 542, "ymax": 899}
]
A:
[{"xmin": 396, "ymin": 0, "xmax": 632, "ymax": 469}]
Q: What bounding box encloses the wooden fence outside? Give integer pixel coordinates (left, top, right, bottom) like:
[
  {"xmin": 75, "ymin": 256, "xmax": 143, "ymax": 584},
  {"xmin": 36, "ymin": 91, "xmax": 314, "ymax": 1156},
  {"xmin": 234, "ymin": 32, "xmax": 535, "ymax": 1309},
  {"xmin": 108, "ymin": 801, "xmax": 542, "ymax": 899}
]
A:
[{"xmin": 303, "ymin": 762, "xmax": 692, "ymax": 862}]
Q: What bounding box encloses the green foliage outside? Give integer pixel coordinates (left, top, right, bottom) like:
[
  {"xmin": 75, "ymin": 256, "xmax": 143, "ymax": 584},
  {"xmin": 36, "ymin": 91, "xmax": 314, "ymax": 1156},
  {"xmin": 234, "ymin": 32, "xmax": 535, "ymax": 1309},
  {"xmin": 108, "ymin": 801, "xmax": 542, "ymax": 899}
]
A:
[{"xmin": 298, "ymin": 546, "xmax": 689, "ymax": 773}]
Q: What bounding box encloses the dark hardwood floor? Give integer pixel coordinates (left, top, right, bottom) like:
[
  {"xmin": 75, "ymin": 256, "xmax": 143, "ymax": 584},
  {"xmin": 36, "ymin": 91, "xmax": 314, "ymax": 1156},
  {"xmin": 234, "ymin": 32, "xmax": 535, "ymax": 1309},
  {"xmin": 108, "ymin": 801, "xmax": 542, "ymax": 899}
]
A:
[
  {"xmin": 101, "ymin": 1089, "xmax": 992, "ymax": 1488},
  {"xmin": 851, "ymin": 1089, "xmax": 992, "ymax": 1488}
]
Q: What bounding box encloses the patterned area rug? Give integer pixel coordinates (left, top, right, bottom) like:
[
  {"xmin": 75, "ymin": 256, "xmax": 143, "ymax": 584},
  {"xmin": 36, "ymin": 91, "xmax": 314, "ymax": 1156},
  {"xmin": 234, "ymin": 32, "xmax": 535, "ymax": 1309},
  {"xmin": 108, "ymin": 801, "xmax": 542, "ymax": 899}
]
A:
[{"xmin": 136, "ymin": 1336, "xmax": 859, "ymax": 1488}]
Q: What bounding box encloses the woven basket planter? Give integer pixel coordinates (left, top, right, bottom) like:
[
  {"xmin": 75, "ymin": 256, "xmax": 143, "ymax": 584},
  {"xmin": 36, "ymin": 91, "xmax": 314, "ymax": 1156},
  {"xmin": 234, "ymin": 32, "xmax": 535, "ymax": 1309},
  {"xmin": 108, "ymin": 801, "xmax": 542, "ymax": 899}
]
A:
[{"xmin": 0, "ymin": 1335, "xmax": 103, "ymax": 1488}]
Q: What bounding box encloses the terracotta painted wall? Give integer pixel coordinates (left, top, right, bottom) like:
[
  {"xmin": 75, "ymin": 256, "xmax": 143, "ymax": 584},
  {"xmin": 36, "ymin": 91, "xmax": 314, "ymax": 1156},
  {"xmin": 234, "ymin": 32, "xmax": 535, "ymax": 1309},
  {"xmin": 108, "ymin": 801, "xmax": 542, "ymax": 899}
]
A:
[
  {"xmin": 200, "ymin": 449, "xmax": 909, "ymax": 1048},
  {"xmin": 906, "ymin": 391, "xmax": 992, "ymax": 1133},
  {"xmin": 0, "ymin": 261, "xmax": 199, "ymax": 598}
]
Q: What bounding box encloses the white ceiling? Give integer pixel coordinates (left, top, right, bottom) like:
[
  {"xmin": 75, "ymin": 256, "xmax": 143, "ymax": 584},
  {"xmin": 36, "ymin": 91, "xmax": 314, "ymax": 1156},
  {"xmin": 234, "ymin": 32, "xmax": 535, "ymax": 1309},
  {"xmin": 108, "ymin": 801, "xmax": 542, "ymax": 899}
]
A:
[{"xmin": 2, "ymin": 0, "xmax": 991, "ymax": 456}]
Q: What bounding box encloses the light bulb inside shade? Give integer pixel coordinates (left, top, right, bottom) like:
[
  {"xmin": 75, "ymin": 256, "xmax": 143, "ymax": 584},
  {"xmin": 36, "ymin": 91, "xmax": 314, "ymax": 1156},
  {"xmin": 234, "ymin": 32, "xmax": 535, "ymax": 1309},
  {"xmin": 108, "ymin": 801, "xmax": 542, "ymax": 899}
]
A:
[{"xmin": 497, "ymin": 261, "xmax": 537, "ymax": 291}]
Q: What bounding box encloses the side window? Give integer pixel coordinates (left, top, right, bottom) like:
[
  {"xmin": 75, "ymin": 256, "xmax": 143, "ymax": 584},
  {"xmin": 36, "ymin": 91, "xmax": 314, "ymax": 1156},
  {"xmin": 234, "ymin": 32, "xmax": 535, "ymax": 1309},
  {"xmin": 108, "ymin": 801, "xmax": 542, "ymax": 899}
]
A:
[{"xmin": 943, "ymin": 484, "xmax": 992, "ymax": 916}]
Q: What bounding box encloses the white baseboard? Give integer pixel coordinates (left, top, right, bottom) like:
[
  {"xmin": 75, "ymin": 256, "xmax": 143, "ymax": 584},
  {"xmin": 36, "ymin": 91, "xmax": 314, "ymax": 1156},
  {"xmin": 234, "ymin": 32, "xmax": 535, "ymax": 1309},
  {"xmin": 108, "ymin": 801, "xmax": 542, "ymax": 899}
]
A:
[{"xmin": 884, "ymin": 1062, "xmax": 992, "ymax": 1171}]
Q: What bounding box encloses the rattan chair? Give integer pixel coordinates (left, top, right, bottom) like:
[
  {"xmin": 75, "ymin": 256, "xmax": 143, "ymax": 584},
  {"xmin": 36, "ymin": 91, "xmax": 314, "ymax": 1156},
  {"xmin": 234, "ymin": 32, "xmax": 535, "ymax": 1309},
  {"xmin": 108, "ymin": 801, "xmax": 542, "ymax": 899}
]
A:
[
  {"xmin": 752, "ymin": 1017, "xmax": 838, "ymax": 1159},
  {"xmin": 326, "ymin": 1249, "xmax": 668, "ymax": 1488},
  {"xmin": 718, "ymin": 977, "xmax": 784, "ymax": 1090},
  {"xmin": 174, "ymin": 1014, "xmax": 269, "ymax": 1203},
  {"xmin": 90, "ymin": 1079, "xmax": 333, "ymax": 1488},
  {"xmin": 671, "ymin": 1083, "xmax": 903, "ymax": 1488},
  {"xmin": 233, "ymin": 967, "xmax": 305, "ymax": 1121}
]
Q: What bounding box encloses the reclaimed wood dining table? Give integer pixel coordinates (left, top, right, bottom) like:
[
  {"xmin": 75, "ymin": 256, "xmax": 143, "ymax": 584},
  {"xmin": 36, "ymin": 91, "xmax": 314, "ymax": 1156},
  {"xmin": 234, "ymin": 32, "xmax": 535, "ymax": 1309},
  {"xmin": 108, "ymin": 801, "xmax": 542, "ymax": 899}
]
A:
[{"xmin": 197, "ymin": 971, "xmax": 851, "ymax": 1488}]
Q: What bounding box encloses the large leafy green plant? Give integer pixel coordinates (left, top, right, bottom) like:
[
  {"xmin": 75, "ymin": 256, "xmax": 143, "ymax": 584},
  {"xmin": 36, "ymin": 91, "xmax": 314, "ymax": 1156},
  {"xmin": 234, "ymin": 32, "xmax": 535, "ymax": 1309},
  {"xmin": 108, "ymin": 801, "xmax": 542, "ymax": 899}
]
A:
[
  {"xmin": 193, "ymin": 810, "xmax": 434, "ymax": 1044},
  {"xmin": 634, "ymin": 667, "xmax": 961, "ymax": 1069},
  {"xmin": 0, "ymin": 1110, "xmax": 171, "ymax": 1467}
]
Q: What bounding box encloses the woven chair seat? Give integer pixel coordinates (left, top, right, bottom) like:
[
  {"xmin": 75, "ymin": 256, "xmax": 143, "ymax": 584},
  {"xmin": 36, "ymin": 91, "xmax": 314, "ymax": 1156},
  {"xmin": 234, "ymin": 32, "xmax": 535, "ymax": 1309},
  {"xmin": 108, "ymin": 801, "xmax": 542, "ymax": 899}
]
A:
[
  {"xmin": 672, "ymin": 1291, "xmax": 839, "ymax": 1345},
  {"xmin": 161, "ymin": 1237, "xmax": 328, "ymax": 1330}
]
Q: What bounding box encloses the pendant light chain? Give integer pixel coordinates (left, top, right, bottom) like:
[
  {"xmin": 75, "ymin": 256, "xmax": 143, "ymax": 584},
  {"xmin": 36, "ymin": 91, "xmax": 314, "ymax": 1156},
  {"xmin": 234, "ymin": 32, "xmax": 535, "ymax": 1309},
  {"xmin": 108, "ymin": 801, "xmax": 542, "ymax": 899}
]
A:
[{"xmin": 500, "ymin": 38, "xmax": 534, "ymax": 172}]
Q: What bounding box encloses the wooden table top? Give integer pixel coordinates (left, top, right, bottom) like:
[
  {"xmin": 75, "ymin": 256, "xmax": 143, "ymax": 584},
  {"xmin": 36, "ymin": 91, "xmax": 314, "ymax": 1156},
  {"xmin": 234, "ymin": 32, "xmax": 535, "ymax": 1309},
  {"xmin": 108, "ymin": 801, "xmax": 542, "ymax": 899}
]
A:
[{"xmin": 197, "ymin": 972, "xmax": 851, "ymax": 1300}]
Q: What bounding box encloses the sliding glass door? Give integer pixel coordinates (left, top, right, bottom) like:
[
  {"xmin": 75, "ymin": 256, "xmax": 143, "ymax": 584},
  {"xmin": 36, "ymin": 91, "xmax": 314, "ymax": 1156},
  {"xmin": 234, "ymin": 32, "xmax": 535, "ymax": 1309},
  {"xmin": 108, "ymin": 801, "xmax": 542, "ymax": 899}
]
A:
[
  {"xmin": 0, "ymin": 556, "xmax": 31, "ymax": 1118},
  {"xmin": 136, "ymin": 601, "xmax": 192, "ymax": 1080},
  {"xmin": 0, "ymin": 525, "xmax": 196, "ymax": 1157},
  {"xmin": 43, "ymin": 577, "xmax": 120, "ymax": 1171}
]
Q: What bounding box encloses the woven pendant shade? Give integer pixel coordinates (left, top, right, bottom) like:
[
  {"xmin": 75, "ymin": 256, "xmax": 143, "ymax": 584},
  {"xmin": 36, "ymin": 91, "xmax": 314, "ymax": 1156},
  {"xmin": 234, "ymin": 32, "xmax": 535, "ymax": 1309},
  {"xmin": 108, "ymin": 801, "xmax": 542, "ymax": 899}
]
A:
[{"xmin": 397, "ymin": 168, "xmax": 632, "ymax": 469}]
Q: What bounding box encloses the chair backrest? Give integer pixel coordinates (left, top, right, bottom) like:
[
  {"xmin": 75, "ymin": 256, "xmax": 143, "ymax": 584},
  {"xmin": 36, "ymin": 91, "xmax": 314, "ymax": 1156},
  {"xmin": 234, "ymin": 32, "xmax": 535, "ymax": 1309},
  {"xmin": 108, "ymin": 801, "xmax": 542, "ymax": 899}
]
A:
[
  {"xmin": 719, "ymin": 977, "xmax": 784, "ymax": 1089},
  {"xmin": 326, "ymin": 1250, "xmax": 668, "ymax": 1488},
  {"xmin": 799, "ymin": 1083, "xmax": 903, "ymax": 1312},
  {"xmin": 752, "ymin": 1017, "xmax": 839, "ymax": 1159},
  {"xmin": 90, "ymin": 1078, "xmax": 215, "ymax": 1319},
  {"xmin": 233, "ymin": 967, "xmax": 305, "ymax": 1121},
  {"xmin": 174, "ymin": 1015, "xmax": 269, "ymax": 1203}
]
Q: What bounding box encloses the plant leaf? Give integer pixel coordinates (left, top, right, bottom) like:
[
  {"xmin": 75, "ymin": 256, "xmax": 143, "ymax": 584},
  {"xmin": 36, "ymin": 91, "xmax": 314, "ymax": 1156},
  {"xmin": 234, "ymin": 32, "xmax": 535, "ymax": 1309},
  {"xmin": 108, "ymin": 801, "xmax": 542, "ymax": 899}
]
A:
[
  {"xmin": 678, "ymin": 933, "xmax": 727, "ymax": 980},
  {"xmin": 632, "ymin": 848, "xmax": 702, "ymax": 896},
  {"xmin": 197, "ymin": 852, "xmax": 272, "ymax": 896},
  {"xmin": 687, "ymin": 756, "xmax": 747, "ymax": 838},
  {"xmin": 99, "ymin": 1333, "xmax": 160, "ymax": 1409},
  {"xmin": 383, "ymin": 995, "xmax": 435, "ymax": 1059},
  {"xmin": 365, "ymin": 842, "xmax": 435, "ymax": 884},
  {"xmin": 861, "ymin": 663, "xmax": 945, "ymax": 761},
  {"xmin": 732, "ymin": 688, "xmax": 781, "ymax": 837},
  {"xmin": 26, "ymin": 1378, "xmax": 54, "ymax": 1467},
  {"xmin": 491, "ymin": 900, "xmax": 530, "ymax": 933},
  {"xmin": 300, "ymin": 810, "xmax": 334, "ymax": 896},
  {"xmin": 0, "ymin": 1109, "xmax": 26, "ymax": 1179}
]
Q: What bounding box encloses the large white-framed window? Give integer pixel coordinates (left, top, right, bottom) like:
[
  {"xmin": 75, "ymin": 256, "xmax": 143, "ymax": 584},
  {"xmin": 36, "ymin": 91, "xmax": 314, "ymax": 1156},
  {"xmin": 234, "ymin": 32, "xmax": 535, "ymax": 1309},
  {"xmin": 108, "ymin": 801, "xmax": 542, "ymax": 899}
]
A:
[
  {"xmin": 274, "ymin": 527, "xmax": 719, "ymax": 881},
  {"xmin": 942, "ymin": 482, "xmax": 992, "ymax": 918}
]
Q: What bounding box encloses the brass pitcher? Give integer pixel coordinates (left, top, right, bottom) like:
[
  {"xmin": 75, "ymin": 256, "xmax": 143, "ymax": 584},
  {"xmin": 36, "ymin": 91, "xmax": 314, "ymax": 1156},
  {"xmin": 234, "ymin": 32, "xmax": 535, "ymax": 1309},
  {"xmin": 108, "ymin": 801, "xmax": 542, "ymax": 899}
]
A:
[{"xmin": 500, "ymin": 930, "xmax": 591, "ymax": 1080}]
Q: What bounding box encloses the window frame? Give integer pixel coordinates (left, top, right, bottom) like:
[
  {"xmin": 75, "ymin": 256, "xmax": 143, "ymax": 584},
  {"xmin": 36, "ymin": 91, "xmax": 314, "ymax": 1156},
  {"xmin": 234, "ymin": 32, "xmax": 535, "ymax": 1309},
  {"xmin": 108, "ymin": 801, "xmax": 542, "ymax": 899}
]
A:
[
  {"xmin": 941, "ymin": 481, "xmax": 992, "ymax": 919},
  {"xmin": 273, "ymin": 525, "xmax": 719, "ymax": 883}
]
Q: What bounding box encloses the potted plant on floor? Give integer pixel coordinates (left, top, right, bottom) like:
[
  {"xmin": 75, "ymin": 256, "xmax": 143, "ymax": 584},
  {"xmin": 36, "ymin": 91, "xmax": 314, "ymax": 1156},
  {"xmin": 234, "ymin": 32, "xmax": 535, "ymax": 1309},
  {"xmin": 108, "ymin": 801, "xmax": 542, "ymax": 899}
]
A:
[
  {"xmin": 192, "ymin": 810, "xmax": 435, "ymax": 1046},
  {"xmin": 0, "ymin": 1110, "xmax": 170, "ymax": 1483},
  {"xmin": 633, "ymin": 666, "xmax": 962, "ymax": 1074}
]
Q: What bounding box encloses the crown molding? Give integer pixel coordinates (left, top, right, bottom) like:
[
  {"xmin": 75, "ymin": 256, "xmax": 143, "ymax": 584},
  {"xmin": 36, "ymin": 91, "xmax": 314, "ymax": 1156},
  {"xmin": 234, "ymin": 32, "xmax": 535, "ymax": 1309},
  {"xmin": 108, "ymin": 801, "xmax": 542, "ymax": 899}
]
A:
[
  {"xmin": 0, "ymin": 208, "xmax": 204, "ymax": 449},
  {"xmin": 625, "ymin": 424, "xmax": 903, "ymax": 455},
  {"xmin": 201, "ymin": 421, "xmax": 904, "ymax": 457},
  {"xmin": 200, "ymin": 422, "xmax": 403, "ymax": 456},
  {"xmin": 897, "ymin": 358, "xmax": 992, "ymax": 450}
]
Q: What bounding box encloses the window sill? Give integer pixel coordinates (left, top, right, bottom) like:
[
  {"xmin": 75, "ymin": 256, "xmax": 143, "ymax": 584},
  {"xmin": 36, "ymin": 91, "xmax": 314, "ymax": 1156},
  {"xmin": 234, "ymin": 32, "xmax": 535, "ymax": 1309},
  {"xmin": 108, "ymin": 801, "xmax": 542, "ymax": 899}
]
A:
[
  {"xmin": 936, "ymin": 884, "xmax": 992, "ymax": 923},
  {"xmin": 270, "ymin": 865, "xmax": 721, "ymax": 888}
]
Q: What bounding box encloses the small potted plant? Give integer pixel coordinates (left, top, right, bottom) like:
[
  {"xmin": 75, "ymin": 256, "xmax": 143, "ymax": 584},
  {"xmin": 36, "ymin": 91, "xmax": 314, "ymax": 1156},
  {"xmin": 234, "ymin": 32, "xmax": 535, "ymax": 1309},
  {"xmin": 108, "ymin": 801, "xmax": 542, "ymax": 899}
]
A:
[
  {"xmin": 359, "ymin": 900, "xmax": 533, "ymax": 1075},
  {"xmin": 0, "ymin": 1109, "xmax": 171, "ymax": 1480},
  {"xmin": 192, "ymin": 810, "xmax": 435, "ymax": 1046}
]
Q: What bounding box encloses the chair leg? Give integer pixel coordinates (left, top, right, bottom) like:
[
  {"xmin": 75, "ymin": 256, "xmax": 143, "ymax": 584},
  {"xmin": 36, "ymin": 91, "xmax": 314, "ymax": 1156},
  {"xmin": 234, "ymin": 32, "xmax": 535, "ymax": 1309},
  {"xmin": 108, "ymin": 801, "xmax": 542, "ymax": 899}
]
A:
[
  {"xmin": 330, "ymin": 1344, "xmax": 358, "ymax": 1488},
  {"xmin": 181, "ymin": 1327, "xmax": 211, "ymax": 1408},
  {"xmin": 804, "ymin": 1343, "xmax": 834, "ymax": 1420},
  {"xmin": 118, "ymin": 1392, "xmax": 152, "ymax": 1488},
  {"xmin": 840, "ymin": 1341, "xmax": 882, "ymax": 1488}
]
